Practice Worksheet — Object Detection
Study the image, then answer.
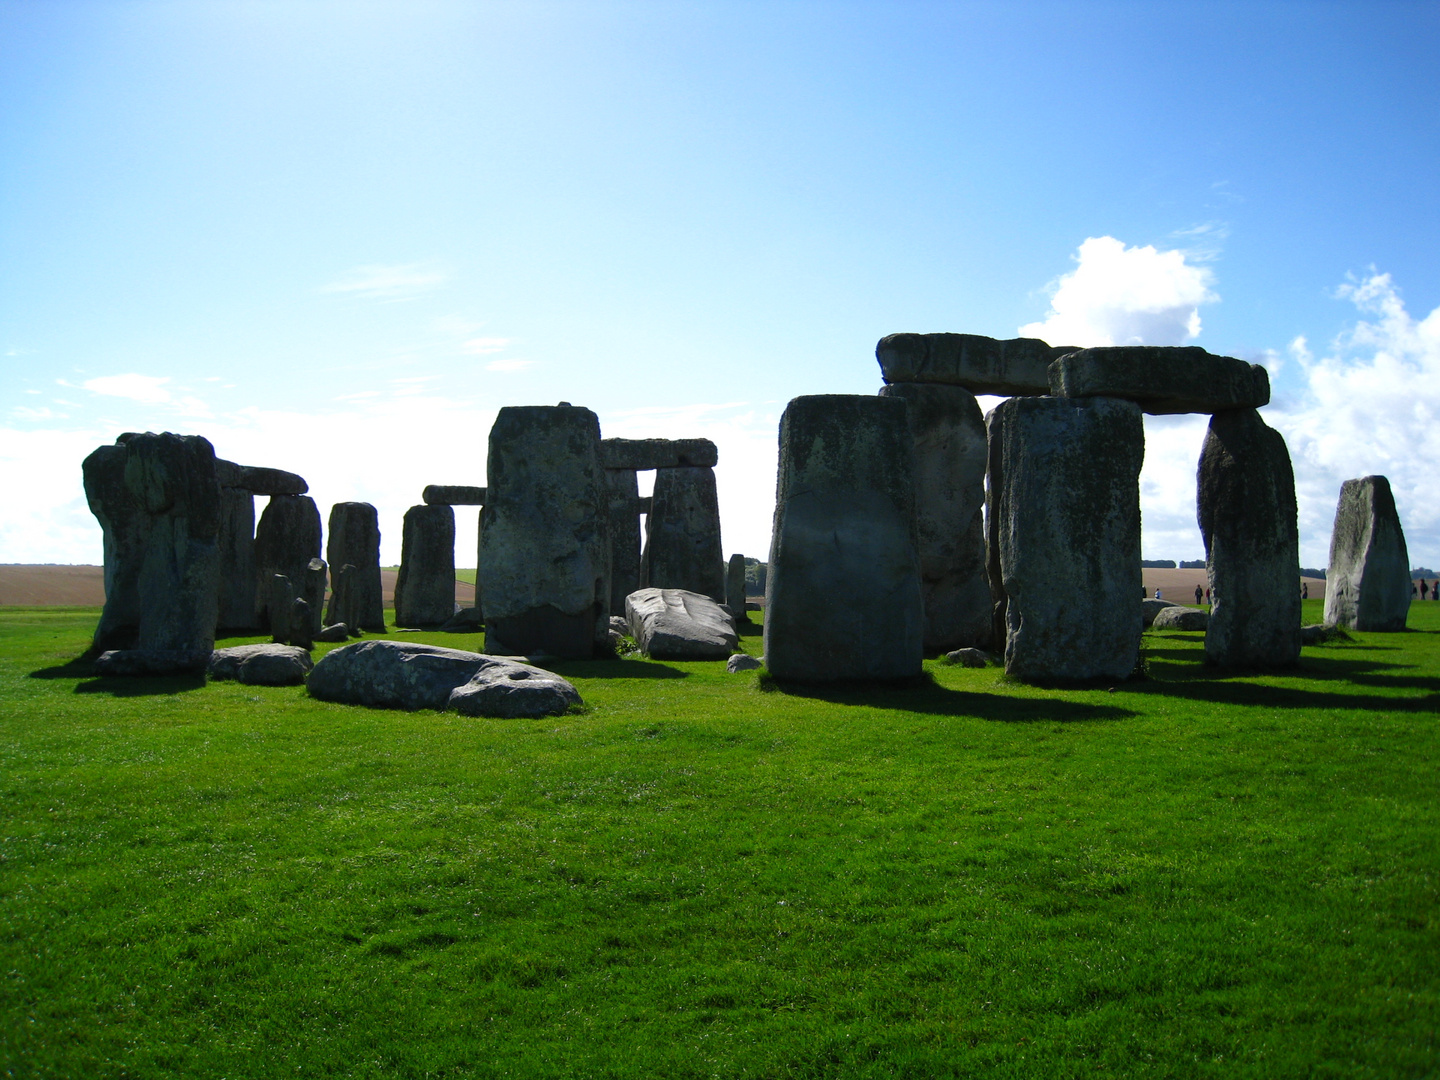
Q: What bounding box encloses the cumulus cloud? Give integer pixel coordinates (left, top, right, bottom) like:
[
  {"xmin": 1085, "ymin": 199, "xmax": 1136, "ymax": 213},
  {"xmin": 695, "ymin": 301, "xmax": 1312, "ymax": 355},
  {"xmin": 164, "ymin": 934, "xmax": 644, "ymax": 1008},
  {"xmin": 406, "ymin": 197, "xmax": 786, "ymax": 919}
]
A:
[
  {"xmin": 320, "ymin": 264, "xmax": 447, "ymax": 301},
  {"xmin": 1020, "ymin": 236, "xmax": 1218, "ymax": 348},
  {"xmin": 82, "ymin": 373, "xmax": 173, "ymax": 404}
]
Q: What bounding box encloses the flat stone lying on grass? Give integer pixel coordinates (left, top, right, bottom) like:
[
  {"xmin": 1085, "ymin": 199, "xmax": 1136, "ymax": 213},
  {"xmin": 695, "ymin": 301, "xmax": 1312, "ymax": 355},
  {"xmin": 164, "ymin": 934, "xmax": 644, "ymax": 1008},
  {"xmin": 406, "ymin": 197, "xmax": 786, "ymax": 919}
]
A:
[
  {"xmin": 626, "ymin": 587, "xmax": 737, "ymax": 660},
  {"xmin": 1151, "ymin": 606, "xmax": 1209, "ymax": 631},
  {"xmin": 943, "ymin": 647, "xmax": 992, "ymax": 667},
  {"xmin": 208, "ymin": 644, "xmax": 313, "ymax": 685},
  {"xmin": 315, "ymin": 623, "xmax": 350, "ymax": 642},
  {"xmin": 1301, "ymin": 623, "xmax": 1354, "ymax": 645},
  {"xmin": 438, "ymin": 607, "xmax": 483, "ymax": 632},
  {"xmin": 306, "ymin": 639, "xmax": 580, "ymax": 717},
  {"xmin": 1141, "ymin": 598, "xmax": 1177, "ymax": 628},
  {"xmin": 726, "ymin": 653, "xmax": 762, "ymax": 673}
]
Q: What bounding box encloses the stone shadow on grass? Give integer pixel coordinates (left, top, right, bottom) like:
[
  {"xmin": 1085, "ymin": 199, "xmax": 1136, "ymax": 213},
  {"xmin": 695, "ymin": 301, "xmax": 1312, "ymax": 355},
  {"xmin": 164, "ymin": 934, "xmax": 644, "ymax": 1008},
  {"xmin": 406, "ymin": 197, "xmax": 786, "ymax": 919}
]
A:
[
  {"xmin": 547, "ymin": 658, "xmax": 689, "ymax": 680},
  {"xmin": 73, "ymin": 673, "xmax": 208, "ymax": 696},
  {"xmin": 1125, "ymin": 676, "xmax": 1440, "ymax": 713},
  {"xmin": 1143, "ymin": 647, "xmax": 1440, "ymax": 693},
  {"xmin": 760, "ymin": 671, "xmax": 1134, "ymax": 723}
]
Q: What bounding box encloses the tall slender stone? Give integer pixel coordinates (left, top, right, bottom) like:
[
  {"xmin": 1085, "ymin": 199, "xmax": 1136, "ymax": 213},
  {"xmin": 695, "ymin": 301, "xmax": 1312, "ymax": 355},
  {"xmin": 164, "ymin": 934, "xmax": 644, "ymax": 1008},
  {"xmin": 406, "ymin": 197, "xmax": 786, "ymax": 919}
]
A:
[
  {"xmin": 1323, "ymin": 475, "xmax": 1410, "ymax": 632},
  {"xmin": 302, "ymin": 558, "xmax": 327, "ymax": 634},
  {"xmin": 880, "ymin": 382, "xmax": 991, "ymax": 652},
  {"xmin": 479, "ymin": 405, "xmax": 609, "ymax": 658},
  {"xmin": 216, "ymin": 487, "xmax": 257, "ymax": 631},
  {"xmin": 1197, "ymin": 408, "xmax": 1301, "ymax": 667},
  {"xmin": 253, "ymin": 495, "xmax": 322, "ymax": 632},
  {"xmin": 606, "ymin": 469, "xmax": 642, "ymax": 616},
  {"xmin": 764, "ymin": 395, "xmax": 923, "ymax": 682},
  {"xmin": 642, "ymin": 466, "xmax": 725, "ymax": 601},
  {"xmin": 268, "ymin": 574, "xmax": 296, "ymax": 645},
  {"xmin": 726, "ymin": 553, "xmax": 748, "ymax": 615},
  {"xmin": 325, "ymin": 502, "xmax": 385, "ymax": 632},
  {"xmin": 395, "ymin": 503, "xmax": 456, "ymax": 628},
  {"xmin": 990, "ymin": 396, "xmax": 1144, "ymax": 682}
]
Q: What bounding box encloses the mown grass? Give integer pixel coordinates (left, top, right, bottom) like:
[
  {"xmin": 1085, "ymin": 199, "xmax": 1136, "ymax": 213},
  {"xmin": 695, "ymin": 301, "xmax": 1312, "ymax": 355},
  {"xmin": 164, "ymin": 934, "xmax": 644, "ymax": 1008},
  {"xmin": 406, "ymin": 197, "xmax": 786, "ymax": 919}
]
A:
[{"xmin": 0, "ymin": 601, "xmax": 1436, "ymax": 1078}]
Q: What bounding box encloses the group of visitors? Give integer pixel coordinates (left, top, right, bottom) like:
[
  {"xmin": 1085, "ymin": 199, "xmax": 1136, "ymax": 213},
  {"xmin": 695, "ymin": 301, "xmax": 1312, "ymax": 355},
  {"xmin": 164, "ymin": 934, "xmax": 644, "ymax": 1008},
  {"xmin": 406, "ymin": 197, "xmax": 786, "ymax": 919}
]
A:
[{"xmin": 1414, "ymin": 579, "xmax": 1439, "ymax": 600}]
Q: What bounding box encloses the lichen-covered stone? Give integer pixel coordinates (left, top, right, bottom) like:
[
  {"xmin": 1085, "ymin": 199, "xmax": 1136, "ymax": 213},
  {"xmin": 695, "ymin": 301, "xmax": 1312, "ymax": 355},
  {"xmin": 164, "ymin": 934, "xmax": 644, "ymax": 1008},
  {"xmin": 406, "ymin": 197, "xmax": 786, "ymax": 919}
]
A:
[
  {"xmin": 1151, "ymin": 606, "xmax": 1209, "ymax": 631},
  {"xmin": 1323, "ymin": 475, "xmax": 1410, "ymax": 631},
  {"xmin": 764, "ymin": 395, "xmax": 923, "ymax": 682},
  {"xmin": 876, "ymin": 333, "xmax": 1068, "ymax": 396},
  {"xmin": 253, "ymin": 495, "xmax": 322, "ymax": 632},
  {"xmin": 325, "ymin": 502, "xmax": 385, "ymax": 632},
  {"xmin": 209, "ymin": 643, "xmax": 313, "ymax": 685},
  {"xmin": 606, "ymin": 469, "xmax": 642, "ymax": 616},
  {"xmin": 216, "ymin": 487, "xmax": 257, "ymax": 631},
  {"xmin": 1050, "ymin": 347, "xmax": 1270, "ymax": 415},
  {"xmin": 642, "ymin": 466, "xmax": 724, "ymax": 600},
  {"xmin": 726, "ymin": 554, "xmax": 748, "ymax": 617},
  {"xmin": 601, "ymin": 438, "xmax": 718, "ymax": 470},
  {"xmin": 395, "ymin": 504, "xmax": 456, "ymax": 628},
  {"xmin": 422, "ymin": 485, "xmax": 487, "ymax": 505}
]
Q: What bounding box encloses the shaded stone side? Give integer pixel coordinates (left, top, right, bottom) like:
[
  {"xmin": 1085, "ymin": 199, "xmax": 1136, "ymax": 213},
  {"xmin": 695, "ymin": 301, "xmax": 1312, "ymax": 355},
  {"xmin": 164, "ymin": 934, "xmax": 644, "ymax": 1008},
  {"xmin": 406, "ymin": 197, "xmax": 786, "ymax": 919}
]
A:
[
  {"xmin": 1323, "ymin": 475, "xmax": 1410, "ymax": 632},
  {"xmin": 1197, "ymin": 408, "xmax": 1301, "ymax": 667},
  {"xmin": 479, "ymin": 405, "xmax": 609, "ymax": 658},
  {"xmin": 81, "ymin": 432, "xmax": 221, "ymax": 671},
  {"xmin": 877, "ymin": 333, "xmax": 1070, "ymax": 396},
  {"xmin": 325, "ymin": 502, "xmax": 385, "ymax": 632},
  {"xmin": 880, "ymin": 382, "xmax": 991, "ymax": 652},
  {"xmin": 726, "ymin": 553, "xmax": 747, "ymax": 614},
  {"xmin": 983, "ymin": 406, "xmax": 1008, "ymax": 650},
  {"xmin": 214, "ymin": 460, "xmax": 308, "ymax": 495},
  {"xmin": 642, "ymin": 466, "xmax": 725, "ymax": 601},
  {"xmin": 606, "ymin": 469, "xmax": 642, "ymax": 617},
  {"xmin": 1050, "ymin": 346, "xmax": 1270, "ymax": 415},
  {"xmin": 423, "ymin": 484, "xmax": 486, "ymax": 506},
  {"xmin": 395, "ymin": 503, "xmax": 456, "ymax": 628},
  {"xmin": 601, "ymin": 438, "xmax": 718, "ymax": 471},
  {"xmin": 216, "ymin": 487, "xmax": 257, "ymax": 631},
  {"xmin": 253, "ymin": 495, "xmax": 322, "ymax": 632},
  {"xmin": 764, "ymin": 395, "xmax": 923, "ymax": 682},
  {"xmin": 991, "ymin": 396, "xmax": 1144, "ymax": 682}
]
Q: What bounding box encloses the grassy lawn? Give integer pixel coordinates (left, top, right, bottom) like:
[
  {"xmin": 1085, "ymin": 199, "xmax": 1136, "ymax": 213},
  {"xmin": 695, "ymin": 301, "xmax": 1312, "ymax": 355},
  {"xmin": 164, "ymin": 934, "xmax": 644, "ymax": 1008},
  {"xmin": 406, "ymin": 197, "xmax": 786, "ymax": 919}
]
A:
[{"xmin": 0, "ymin": 601, "xmax": 1436, "ymax": 1078}]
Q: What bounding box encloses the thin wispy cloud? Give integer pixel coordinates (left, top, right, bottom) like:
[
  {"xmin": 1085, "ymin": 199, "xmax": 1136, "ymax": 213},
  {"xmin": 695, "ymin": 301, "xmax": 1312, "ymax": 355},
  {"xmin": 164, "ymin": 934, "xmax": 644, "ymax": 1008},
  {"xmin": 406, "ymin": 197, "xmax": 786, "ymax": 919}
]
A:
[
  {"xmin": 463, "ymin": 337, "xmax": 511, "ymax": 355},
  {"xmin": 82, "ymin": 374, "xmax": 173, "ymax": 405},
  {"xmin": 320, "ymin": 263, "xmax": 447, "ymax": 301},
  {"xmin": 485, "ymin": 358, "xmax": 535, "ymax": 373}
]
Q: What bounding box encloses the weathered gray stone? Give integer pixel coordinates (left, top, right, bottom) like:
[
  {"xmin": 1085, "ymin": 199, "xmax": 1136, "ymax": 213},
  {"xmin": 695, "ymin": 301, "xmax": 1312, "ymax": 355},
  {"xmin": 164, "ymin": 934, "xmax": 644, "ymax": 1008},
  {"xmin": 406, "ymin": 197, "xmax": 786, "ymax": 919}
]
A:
[
  {"xmin": 989, "ymin": 396, "xmax": 1144, "ymax": 682},
  {"xmin": 1141, "ymin": 597, "xmax": 1177, "ymax": 628},
  {"xmin": 479, "ymin": 405, "xmax": 609, "ymax": 659},
  {"xmin": 601, "ymin": 438, "xmax": 718, "ymax": 471},
  {"xmin": 289, "ymin": 597, "xmax": 314, "ymax": 650},
  {"xmin": 1323, "ymin": 475, "xmax": 1411, "ymax": 631},
  {"xmin": 606, "ymin": 469, "xmax": 642, "ymax": 616},
  {"xmin": 625, "ymin": 587, "xmax": 737, "ymax": 660},
  {"xmin": 642, "ymin": 466, "xmax": 724, "ymax": 600},
  {"xmin": 1050, "ymin": 347, "xmax": 1270, "ymax": 415},
  {"xmin": 315, "ymin": 623, "xmax": 350, "ymax": 643},
  {"xmin": 302, "ymin": 558, "xmax": 327, "ymax": 634},
  {"xmin": 764, "ymin": 395, "xmax": 923, "ymax": 682},
  {"xmin": 1197, "ymin": 408, "xmax": 1301, "ymax": 667},
  {"xmin": 726, "ymin": 653, "xmax": 762, "ymax": 673},
  {"xmin": 944, "ymin": 647, "xmax": 991, "ymax": 668},
  {"xmin": 307, "ymin": 639, "xmax": 579, "ymax": 716},
  {"xmin": 253, "ymin": 495, "xmax": 322, "ymax": 632},
  {"xmin": 879, "ymin": 382, "xmax": 991, "ymax": 652},
  {"xmin": 214, "ymin": 460, "xmax": 308, "ymax": 496},
  {"xmin": 1151, "ymin": 606, "xmax": 1209, "ymax": 631},
  {"xmin": 325, "ymin": 503, "xmax": 385, "ymax": 632},
  {"xmin": 268, "ymin": 574, "xmax": 296, "ymax": 644},
  {"xmin": 208, "ymin": 643, "xmax": 312, "ymax": 685},
  {"xmin": 422, "ymin": 484, "xmax": 487, "ymax": 506},
  {"xmin": 877, "ymin": 333, "xmax": 1070, "ymax": 396},
  {"xmin": 82, "ymin": 432, "xmax": 221, "ymax": 671},
  {"xmin": 726, "ymin": 554, "xmax": 748, "ymax": 616},
  {"xmin": 395, "ymin": 504, "xmax": 456, "ymax": 628},
  {"xmin": 216, "ymin": 487, "xmax": 257, "ymax": 631},
  {"xmin": 1301, "ymin": 623, "xmax": 1352, "ymax": 645},
  {"xmin": 439, "ymin": 607, "xmax": 483, "ymax": 632}
]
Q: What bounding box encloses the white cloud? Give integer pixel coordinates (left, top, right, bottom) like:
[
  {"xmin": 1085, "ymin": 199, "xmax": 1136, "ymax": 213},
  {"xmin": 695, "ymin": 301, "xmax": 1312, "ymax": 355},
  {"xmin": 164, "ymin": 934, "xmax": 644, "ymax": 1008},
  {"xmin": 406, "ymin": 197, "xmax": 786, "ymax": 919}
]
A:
[
  {"xmin": 10, "ymin": 405, "xmax": 69, "ymax": 422},
  {"xmin": 82, "ymin": 373, "xmax": 173, "ymax": 404},
  {"xmin": 320, "ymin": 263, "xmax": 447, "ymax": 301},
  {"xmin": 1020, "ymin": 236, "xmax": 1218, "ymax": 348},
  {"xmin": 485, "ymin": 358, "xmax": 535, "ymax": 373},
  {"xmin": 463, "ymin": 337, "xmax": 511, "ymax": 355}
]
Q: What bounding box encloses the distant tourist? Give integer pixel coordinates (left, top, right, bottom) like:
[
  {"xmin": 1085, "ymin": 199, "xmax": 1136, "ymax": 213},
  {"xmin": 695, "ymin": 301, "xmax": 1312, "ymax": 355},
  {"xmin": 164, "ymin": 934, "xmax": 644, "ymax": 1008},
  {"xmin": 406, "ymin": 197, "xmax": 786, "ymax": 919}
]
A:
[
  {"xmin": 1205, "ymin": 587, "xmax": 1212, "ymax": 604},
  {"xmin": 1423, "ymin": 580, "xmax": 1430, "ymax": 601},
  {"xmin": 1195, "ymin": 585, "xmax": 1203, "ymax": 604},
  {"xmin": 1154, "ymin": 587, "xmax": 1162, "ymax": 600},
  {"xmin": 1302, "ymin": 582, "xmax": 1309, "ymax": 600}
]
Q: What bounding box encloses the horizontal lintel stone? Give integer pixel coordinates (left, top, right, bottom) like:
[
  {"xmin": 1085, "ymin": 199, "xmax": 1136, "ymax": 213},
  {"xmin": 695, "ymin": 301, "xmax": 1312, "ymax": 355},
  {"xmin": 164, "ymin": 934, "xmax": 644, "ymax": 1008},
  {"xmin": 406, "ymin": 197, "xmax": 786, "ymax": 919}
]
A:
[
  {"xmin": 215, "ymin": 459, "xmax": 308, "ymax": 495},
  {"xmin": 1049, "ymin": 346, "xmax": 1270, "ymax": 415},
  {"xmin": 876, "ymin": 333, "xmax": 1072, "ymax": 396},
  {"xmin": 423, "ymin": 485, "xmax": 487, "ymax": 506},
  {"xmin": 602, "ymin": 438, "xmax": 718, "ymax": 470}
]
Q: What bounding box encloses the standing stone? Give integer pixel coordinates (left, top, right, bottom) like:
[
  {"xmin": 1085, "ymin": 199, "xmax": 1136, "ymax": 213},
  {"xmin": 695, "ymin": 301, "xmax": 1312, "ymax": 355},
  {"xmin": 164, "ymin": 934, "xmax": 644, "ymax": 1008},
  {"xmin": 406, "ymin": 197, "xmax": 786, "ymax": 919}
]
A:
[
  {"xmin": 479, "ymin": 405, "xmax": 609, "ymax": 658},
  {"xmin": 1323, "ymin": 475, "xmax": 1410, "ymax": 632},
  {"xmin": 989, "ymin": 396, "xmax": 1144, "ymax": 682},
  {"xmin": 329, "ymin": 564, "xmax": 360, "ymax": 633},
  {"xmin": 302, "ymin": 558, "xmax": 327, "ymax": 634},
  {"xmin": 325, "ymin": 502, "xmax": 385, "ymax": 632},
  {"xmin": 395, "ymin": 503, "xmax": 456, "ymax": 628},
  {"xmin": 606, "ymin": 469, "xmax": 643, "ymax": 617},
  {"xmin": 726, "ymin": 553, "xmax": 748, "ymax": 616},
  {"xmin": 289, "ymin": 597, "xmax": 314, "ymax": 650},
  {"xmin": 216, "ymin": 487, "xmax": 258, "ymax": 631},
  {"xmin": 880, "ymin": 382, "xmax": 991, "ymax": 652},
  {"xmin": 253, "ymin": 495, "xmax": 322, "ymax": 632},
  {"xmin": 1197, "ymin": 408, "xmax": 1301, "ymax": 667},
  {"xmin": 642, "ymin": 466, "xmax": 724, "ymax": 600},
  {"xmin": 268, "ymin": 574, "xmax": 296, "ymax": 644},
  {"xmin": 81, "ymin": 432, "xmax": 221, "ymax": 672},
  {"xmin": 764, "ymin": 395, "xmax": 923, "ymax": 682}
]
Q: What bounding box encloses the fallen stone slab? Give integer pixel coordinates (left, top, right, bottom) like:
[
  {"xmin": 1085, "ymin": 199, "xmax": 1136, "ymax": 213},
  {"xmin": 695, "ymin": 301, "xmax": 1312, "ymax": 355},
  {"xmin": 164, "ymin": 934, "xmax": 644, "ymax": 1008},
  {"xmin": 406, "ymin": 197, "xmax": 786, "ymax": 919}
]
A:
[
  {"xmin": 1151, "ymin": 606, "xmax": 1209, "ymax": 631},
  {"xmin": 1323, "ymin": 475, "xmax": 1411, "ymax": 632},
  {"xmin": 307, "ymin": 639, "xmax": 579, "ymax": 717},
  {"xmin": 209, "ymin": 643, "xmax": 313, "ymax": 685},
  {"xmin": 439, "ymin": 607, "xmax": 483, "ymax": 632},
  {"xmin": 94, "ymin": 649, "xmax": 211, "ymax": 676},
  {"xmin": 601, "ymin": 438, "xmax": 718, "ymax": 471},
  {"xmin": 626, "ymin": 588, "xmax": 737, "ymax": 660},
  {"xmin": 315, "ymin": 623, "xmax": 350, "ymax": 642},
  {"xmin": 214, "ymin": 460, "xmax": 308, "ymax": 495},
  {"xmin": 1141, "ymin": 597, "xmax": 1178, "ymax": 628},
  {"xmin": 1301, "ymin": 623, "xmax": 1353, "ymax": 646},
  {"xmin": 1049, "ymin": 346, "xmax": 1270, "ymax": 415},
  {"xmin": 876, "ymin": 333, "xmax": 1071, "ymax": 396},
  {"xmin": 422, "ymin": 485, "xmax": 487, "ymax": 506},
  {"xmin": 943, "ymin": 647, "xmax": 992, "ymax": 668},
  {"xmin": 726, "ymin": 653, "xmax": 762, "ymax": 673}
]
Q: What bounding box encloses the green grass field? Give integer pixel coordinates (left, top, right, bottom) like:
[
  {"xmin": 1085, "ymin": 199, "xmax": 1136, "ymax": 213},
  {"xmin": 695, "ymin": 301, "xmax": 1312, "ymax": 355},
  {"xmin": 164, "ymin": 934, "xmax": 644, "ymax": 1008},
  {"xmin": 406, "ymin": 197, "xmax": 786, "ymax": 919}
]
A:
[{"xmin": 1, "ymin": 601, "xmax": 1436, "ymax": 1078}]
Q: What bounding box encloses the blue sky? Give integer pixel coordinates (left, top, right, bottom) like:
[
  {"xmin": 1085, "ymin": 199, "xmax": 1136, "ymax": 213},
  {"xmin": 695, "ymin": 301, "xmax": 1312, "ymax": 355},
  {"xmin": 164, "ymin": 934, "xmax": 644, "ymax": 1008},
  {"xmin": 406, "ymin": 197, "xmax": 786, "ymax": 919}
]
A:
[{"xmin": 3, "ymin": 1, "xmax": 1438, "ymax": 569}]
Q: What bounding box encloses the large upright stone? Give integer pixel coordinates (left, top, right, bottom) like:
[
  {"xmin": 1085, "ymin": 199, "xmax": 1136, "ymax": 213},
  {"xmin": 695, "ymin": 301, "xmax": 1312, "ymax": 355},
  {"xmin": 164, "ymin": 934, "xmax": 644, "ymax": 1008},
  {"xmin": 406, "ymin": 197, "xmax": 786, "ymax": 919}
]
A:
[
  {"xmin": 82, "ymin": 432, "xmax": 221, "ymax": 671},
  {"xmin": 726, "ymin": 553, "xmax": 747, "ymax": 614},
  {"xmin": 1197, "ymin": 408, "xmax": 1301, "ymax": 667},
  {"xmin": 479, "ymin": 405, "xmax": 609, "ymax": 658},
  {"xmin": 879, "ymin": 382, "xmax": 991, "ymax": 652},
  {"xmin": 876, "ymin": 333, "xmax": 1069, "ymax": 396},
  {"xmin": 601, "ymin": 438, "xmax": 718, "ymax": 471},
  {"xmin": 253, "ymin": 495, "xmax": 322, "ymax": 632},
  {"xmin": 215, "ymin": 487, "xmax": 257, "ymax": 631},
  {"xmin": 1323, "ymin": 475, "xmax": 1410, "ymax": 632},
  {"xmin": 325, "ymin": 502, "xmax": 385, "ymax": 632},
  {"xmin": 268, "ymin": 574, "xmax": 296, "ymax": 644},
  {"xmin": 1051, "ymin": 347, "xmax": 1270, "ymax": 415},
  {"xmin": 989, "ymin": 396, "xmax": 1144, "ymax": 682},
  {"xmin": 642, "ymin": 466, "xmax": 725, "ymax": 601},
  {"xmin": 302, "ymin": 557, "xmax": 327, "ymax": 634},
  {"xmin": 764, "ymin": 395, "xmax": 923, "ymax": 682},
  {"xmin": 395, "ymin": 503, "xmax": 456, "ymax": 628},
  {"xmin": 606, "ymin": 469, "xmax": 643, "ymax": 617}
]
